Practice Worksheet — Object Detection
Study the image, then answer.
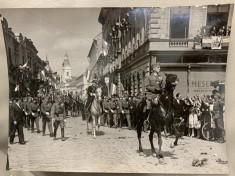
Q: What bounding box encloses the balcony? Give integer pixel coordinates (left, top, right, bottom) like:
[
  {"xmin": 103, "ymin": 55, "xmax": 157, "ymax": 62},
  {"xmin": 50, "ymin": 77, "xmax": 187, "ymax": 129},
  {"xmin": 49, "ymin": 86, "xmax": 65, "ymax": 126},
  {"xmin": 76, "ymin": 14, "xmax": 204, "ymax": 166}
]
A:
[
  {"xmin": 149, "ymin": 38, "xmax": 194, "ymax": 51},
  {"xmin": 169, "ymin": 39, "xmax": 189, "ymax": 48}
]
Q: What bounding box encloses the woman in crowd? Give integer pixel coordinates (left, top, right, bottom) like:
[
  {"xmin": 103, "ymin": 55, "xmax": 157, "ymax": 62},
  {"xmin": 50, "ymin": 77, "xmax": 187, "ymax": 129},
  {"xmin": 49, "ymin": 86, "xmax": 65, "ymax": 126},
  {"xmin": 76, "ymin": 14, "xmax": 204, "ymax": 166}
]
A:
[{"xmin": 187, "ymin": 95, "xmax": 202, "ymax": 138}]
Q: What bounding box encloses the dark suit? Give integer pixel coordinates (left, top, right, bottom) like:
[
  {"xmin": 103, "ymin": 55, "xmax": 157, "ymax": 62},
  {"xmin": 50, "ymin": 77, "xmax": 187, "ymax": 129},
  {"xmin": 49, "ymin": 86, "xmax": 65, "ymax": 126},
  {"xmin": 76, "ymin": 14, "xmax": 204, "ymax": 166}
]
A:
[
  {"xmin": 173, "ymin": 98, "xmax": 184, "ymax": 119},
  {"xmin": 10, "ymin": 103, "xmax": 25, "ymax": 143},
  {"xmin": 173, "ymin": 98, "xmax": 185, "ymax": 135}
]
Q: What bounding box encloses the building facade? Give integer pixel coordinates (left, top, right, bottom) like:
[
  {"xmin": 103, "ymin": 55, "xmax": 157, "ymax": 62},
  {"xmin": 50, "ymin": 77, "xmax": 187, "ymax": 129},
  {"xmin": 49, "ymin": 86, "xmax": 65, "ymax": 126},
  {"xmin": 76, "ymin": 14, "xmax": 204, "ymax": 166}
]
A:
[
  {"xmin": 87, "ymin": 33, "xmax": 103, "ymax": 82},
  {"xmin": 98, "ymin": 5, "xmax": 233, "ymax": 97},
  {"xmin": 1, "ymin": 15, "xmax": 56, "ymax": 98}
]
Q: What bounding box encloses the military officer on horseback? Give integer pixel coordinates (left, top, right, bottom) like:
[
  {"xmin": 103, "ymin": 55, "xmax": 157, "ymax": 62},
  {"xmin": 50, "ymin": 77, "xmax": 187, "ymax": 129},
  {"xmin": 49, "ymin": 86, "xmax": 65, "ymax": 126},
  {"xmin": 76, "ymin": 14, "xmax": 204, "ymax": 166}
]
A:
[
  {"xmin": 145, "ymin": 62, "xmax": 165, "ymax": 103},
  {"xmin": 85, "ymin": 79, "xmax": 98, "ymax": 114}
]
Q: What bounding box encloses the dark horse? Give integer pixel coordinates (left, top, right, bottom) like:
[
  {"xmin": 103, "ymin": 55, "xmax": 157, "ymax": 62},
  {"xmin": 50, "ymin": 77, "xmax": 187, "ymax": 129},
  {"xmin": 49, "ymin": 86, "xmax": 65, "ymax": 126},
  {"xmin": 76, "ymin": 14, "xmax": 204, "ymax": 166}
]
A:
[{"xmin": 137, "ymin": 73, "xmax": 179, "ymax": 163}]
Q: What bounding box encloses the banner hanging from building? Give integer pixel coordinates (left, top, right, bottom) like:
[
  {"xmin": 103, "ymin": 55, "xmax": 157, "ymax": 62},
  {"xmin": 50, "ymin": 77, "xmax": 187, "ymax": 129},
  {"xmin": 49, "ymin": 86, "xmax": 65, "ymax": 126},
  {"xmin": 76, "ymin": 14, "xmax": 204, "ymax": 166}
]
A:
[{"xmin": 211, "ymin": 36, "xmax": 222, "ymax": 49}]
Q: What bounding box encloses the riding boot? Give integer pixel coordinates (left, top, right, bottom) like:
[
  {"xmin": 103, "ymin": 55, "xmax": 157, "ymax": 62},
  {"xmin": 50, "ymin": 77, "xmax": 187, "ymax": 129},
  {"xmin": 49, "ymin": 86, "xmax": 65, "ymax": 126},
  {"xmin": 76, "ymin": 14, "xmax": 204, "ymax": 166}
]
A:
[
  {"xmin": 42, "ymin": 121, "xmax": 46, "ymax": 136},
  {"xmin": 53, "ymin": 128, "xmax": 57, "ymax": 140},
  {"xmin": 61, "ymin": 128, "xmax": 65, "ymax": 141}
]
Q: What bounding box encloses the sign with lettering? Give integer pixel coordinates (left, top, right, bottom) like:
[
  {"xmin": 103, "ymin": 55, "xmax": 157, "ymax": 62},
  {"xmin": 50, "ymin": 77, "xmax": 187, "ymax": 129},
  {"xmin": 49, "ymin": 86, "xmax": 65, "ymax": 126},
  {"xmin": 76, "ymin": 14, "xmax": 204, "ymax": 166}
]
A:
[{"xmin": 189, "ymin": 71, "xmax": 225, "ymax": 95}]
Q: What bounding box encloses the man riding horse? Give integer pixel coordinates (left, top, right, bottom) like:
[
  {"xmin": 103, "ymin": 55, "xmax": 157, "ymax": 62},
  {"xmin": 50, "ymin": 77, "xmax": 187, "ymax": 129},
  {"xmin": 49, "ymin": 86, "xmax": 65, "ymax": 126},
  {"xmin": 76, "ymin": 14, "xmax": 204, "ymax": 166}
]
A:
[
  {"xmin": 145, "ymin": 62, "xmax": 165, "ymax": 116},
  {"xmin": 137, "ymin": 62, "xmax": 179, "ymax": 163},
  {"xmin": 85, "ymin": 79, "xmax": 99, "ymax": 115}
]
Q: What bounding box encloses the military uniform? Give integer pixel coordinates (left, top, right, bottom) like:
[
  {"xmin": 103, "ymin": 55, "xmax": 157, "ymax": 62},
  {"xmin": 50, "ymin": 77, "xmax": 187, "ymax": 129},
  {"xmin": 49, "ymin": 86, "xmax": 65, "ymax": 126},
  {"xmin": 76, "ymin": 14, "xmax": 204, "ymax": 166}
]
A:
[
  {"xmin": 212, "ymin": 95, "xmax": 225, "ymax": 142},
  {"xmin": 29, "ymin": 98, "xmax": 40, "ymax": 133},
  {"xmin": 145, "ymin": 73, "xmax": 164, "ymax": 100},
  {"xmin": 109, "ymin": 97, "xmax": 119, "ymax": 127},
  {"xmin": 41, "ymin": 98, "xmax": 53, "ymax": 137},
  {"xmin": 25, "ymin": 98, "xmax": 32, "ymax": 130},
  {"xmin": 21, "ymin": 98, "xmax": 28, "ymax": 128},
  {"xmin": 51, "ymin": 98, "xmax": 66, "ymax": 141},
  {"xmin": 119, "ymin": 97, "xmax": 131, "ymax": 129},
  {"xmin": 102, "ymin": 98, "xmax": 110, "ymax": 126},
  {"xmin": 85, "ymin": 85, "xmax": 97, "ymax": 112}
]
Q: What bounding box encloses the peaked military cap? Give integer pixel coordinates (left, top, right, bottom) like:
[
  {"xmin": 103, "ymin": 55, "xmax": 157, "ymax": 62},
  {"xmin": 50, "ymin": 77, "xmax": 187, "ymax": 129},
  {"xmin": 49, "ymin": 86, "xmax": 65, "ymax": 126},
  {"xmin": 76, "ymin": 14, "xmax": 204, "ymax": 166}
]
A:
[
  {"xmin": 153, "ymin": 62, "xmax": 160, "ymax": 67},
  {"xmin": 92, "ymin": 79, "xmax": 98, "ymax": 84}
]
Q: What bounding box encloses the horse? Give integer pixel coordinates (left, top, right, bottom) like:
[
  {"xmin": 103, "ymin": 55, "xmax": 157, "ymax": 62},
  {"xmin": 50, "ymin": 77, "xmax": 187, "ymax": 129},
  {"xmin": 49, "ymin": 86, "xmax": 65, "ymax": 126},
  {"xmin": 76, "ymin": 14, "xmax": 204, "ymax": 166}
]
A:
[
  {"xmin": 136, "ymin": 73, "xmax": 179, "ymax": 163},
  {"xmin": 87, "ymin": 87, "xmax": 102, "ymax": 139}
]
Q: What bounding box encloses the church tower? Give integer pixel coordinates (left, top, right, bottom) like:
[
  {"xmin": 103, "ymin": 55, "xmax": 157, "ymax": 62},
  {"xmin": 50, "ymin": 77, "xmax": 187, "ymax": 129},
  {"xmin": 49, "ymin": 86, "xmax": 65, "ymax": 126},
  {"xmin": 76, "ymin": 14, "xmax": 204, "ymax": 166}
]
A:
[{"xmin": 62, "ymin": 52, "xmax": 72, "ymax": 81}]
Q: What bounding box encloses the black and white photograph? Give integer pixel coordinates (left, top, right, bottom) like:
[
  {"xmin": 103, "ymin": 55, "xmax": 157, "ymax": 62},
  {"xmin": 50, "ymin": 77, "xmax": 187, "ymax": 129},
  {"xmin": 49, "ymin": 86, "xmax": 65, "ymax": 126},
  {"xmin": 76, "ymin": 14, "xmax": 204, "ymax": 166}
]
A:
[{"xmin": 0, "ymin": 4, "xmax": 233, "ymax": 174}]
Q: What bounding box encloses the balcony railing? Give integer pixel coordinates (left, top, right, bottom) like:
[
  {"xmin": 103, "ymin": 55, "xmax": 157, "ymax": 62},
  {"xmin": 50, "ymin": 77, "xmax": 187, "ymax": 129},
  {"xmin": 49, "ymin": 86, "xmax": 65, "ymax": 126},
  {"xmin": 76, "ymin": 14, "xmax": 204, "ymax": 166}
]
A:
[{"xmin": 169, "ymin": 39, "xmax": 189, "ymax": 48}]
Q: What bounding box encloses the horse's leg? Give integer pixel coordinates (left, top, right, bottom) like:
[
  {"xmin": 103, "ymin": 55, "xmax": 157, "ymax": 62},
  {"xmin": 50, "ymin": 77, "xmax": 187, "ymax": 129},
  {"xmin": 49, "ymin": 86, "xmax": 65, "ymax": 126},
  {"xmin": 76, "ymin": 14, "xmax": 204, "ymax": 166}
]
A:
[
  {"xmin": 92, "ymin": 115, "xmax": 96, "ymax": 139},
  {"xmin": 156, "ymin": 129, "xmax": 165, "ymax": 164},
  {"xmin": 98, "ymin": 115, "xmax": 100, "ymax": 131},
  {"xmin": 170, "ymin": 124, "xmax": 180, "ymax": 148},
  {"xmin": 137, "ymin": 119, "xmax": 144, "ymax": 156},
  {"xmin": 86, "ymin": 113, "xmax": 89, "ymax": 130},
  {"xmin": 149, "ymin": 130, "xmax": 157, "ymax": 157}
]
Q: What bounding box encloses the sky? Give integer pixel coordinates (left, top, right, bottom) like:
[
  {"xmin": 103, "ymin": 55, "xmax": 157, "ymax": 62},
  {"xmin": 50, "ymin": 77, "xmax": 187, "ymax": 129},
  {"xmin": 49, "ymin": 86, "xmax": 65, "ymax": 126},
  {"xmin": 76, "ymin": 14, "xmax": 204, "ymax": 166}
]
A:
[{"xmin": 0, "ymin": 8, "xmax": 102, "ymax": 77}]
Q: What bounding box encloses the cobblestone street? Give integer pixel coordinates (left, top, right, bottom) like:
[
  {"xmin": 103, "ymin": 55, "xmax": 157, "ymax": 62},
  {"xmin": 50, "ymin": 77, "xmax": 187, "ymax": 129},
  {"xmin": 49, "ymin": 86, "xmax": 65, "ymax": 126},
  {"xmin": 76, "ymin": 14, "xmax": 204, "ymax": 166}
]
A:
[{"xmin": 8, "ymin": 115, "xmax": 229, "ymax": 174}]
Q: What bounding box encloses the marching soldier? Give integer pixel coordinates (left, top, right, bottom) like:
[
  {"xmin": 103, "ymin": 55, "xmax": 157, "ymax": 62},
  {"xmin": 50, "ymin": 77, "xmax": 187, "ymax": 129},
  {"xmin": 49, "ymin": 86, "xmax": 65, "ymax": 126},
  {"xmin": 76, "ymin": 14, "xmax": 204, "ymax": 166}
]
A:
[
  {"xmin": 25, "ymin": 97, "xmax": 32, "ymax": 131},
  {"xmin": 102, "ymin": 96, "xmax": 110, "ymax": 127},
  {"xmin": 21, "ymin": 97, "xmax": 28, "ymax": 128},
  {"xmin": 51, "ymin": 95, "xmax": 66, "ymax": 141},
  {"xmin": 119, "ymin": 92, "xmax": 132, "ymax": 130},
  {"xmin": 29, "ymin": 97, "xmax": 41, "ymax": 133},
  {"xmin": 41, "ymin": 96, "xmax": 54, "ymax": 137},
  {"xmin": 109, "ymin": 95, "xmax": 119, "ymax": 128}
]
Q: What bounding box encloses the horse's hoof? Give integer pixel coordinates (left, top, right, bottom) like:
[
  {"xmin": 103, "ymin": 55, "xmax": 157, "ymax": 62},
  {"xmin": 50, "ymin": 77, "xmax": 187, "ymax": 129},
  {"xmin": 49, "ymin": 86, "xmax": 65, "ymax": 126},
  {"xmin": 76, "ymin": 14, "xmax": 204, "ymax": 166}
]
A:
[
  {"xmin": 139, "ymin": 152, "xmax": 144, "ymax": 156},
  {"xmin": 152, "ymin": 153, "xmax": 157, "ymax": 157},
  {"xmin": 170, "ymin": 143, "xmax": 175, "ymax": 148},
  {"xmin": 93, "ymin": 136, "xmax": 96, "ymax": 139},
  {"xmin": 159, "ymin": 158, "xmax": 165, "ymax": 164}
]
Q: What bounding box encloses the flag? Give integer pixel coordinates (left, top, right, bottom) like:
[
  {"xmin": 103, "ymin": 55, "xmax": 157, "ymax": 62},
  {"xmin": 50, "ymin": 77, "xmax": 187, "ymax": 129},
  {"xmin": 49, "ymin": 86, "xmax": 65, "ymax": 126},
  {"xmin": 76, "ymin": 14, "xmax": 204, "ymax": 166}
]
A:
[
  {"xmin": 86, "ymin": 70, "xmax": 90, "ymax": 81},
  {"xmin": 41, "ymin": 70, "xmax": 45, "ymax": 77},
  {"xmin": 111, "ymin": 83, "xmax": 117, "ymax": 95},
  {"xmin": 19, "ymin": 60, "xmax": 29, "ymax": 69},
  {"xmin": 14, "ymin": 84, "xmax": 19, "ymax": 92},
  {"xmin": 102, "ymin": 40, "xmax": 109, "ymax": 56}
]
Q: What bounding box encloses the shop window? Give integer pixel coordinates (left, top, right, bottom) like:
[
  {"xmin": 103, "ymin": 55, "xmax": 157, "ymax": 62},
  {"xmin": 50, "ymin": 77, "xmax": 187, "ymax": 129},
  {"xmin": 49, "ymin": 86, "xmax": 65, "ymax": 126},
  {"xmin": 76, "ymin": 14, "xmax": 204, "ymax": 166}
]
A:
[
  {"xmin": 156, "ymin": 55, "xmax": 182, "ymax": 63},
  {"xmin": 170, "ymin": 7, "xmax": 190, "ymax": 38},
  {"xmin": 182, "ymin": 55, "xmax": 208, "ymax": 63},
  {"xmin": 207, "ymin": 5, "xmax": 229, "ymax": 34}
]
